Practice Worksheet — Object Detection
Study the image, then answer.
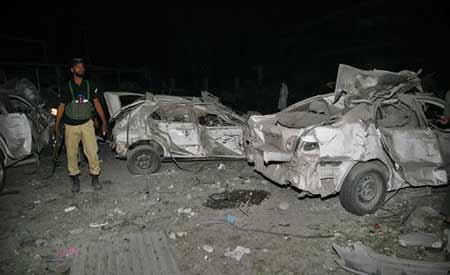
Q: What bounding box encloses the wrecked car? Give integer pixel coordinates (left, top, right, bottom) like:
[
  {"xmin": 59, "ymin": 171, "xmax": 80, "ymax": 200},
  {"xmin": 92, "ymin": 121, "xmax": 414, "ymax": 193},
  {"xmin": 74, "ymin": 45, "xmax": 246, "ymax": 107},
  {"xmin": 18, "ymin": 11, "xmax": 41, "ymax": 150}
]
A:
[
  {"xmin": 247, "ymin": 64, "xmax": 449, "ymax": 215},
  {"xmin": 0, "ymin": 79, "xmax": 51, "ymax": 190},
  {"xmin": 104, "ymin": 91, "xmax": 248, "ymax": 174}
]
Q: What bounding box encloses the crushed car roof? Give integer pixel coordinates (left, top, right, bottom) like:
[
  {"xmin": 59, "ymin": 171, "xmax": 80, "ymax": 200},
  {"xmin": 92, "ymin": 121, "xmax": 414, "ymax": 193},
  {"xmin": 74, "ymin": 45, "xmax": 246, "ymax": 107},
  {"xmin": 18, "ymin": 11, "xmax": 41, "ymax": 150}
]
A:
[{"xmin": 334, "ymin": 64, "xmax": 423, "ymax": 102}]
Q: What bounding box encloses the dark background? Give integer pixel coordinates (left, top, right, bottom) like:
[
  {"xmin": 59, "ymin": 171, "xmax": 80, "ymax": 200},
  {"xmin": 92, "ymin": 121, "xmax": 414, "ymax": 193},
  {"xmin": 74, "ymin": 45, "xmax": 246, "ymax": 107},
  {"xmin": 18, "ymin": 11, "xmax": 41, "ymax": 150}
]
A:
[{"xmin": 1, "ymin": 2, "xmax": 450, "ymax": 113}]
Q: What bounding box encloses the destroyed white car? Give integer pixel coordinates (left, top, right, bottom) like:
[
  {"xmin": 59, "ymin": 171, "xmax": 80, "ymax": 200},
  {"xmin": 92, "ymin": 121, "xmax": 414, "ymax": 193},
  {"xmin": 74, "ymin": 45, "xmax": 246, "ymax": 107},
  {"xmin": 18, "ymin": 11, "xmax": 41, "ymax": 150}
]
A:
[
  {"xmin": 247, "ymin": 64, "xmax": 449, "ymax": 215},
  {"xmin": 0, "ymin": 79, "xmax": 51, "ymax": 190},
  {"xmin": 104, "ymin": 91, "xmax": 248, "ymax": 174}
]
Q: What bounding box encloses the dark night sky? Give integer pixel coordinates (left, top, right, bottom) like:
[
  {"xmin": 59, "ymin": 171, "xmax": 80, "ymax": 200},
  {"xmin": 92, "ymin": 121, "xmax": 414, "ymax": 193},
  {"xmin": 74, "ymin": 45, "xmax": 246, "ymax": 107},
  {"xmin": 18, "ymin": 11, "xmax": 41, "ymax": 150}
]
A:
[{"xmin": 2, "ymin": 2, "xmax": 450, "ymax": 106}]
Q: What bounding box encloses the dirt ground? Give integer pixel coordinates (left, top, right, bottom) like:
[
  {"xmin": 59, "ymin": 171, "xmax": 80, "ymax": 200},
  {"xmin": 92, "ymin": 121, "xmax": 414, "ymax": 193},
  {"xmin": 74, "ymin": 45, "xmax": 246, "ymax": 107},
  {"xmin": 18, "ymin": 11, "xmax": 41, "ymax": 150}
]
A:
[{"xmin": 0, "ymin": 142, "xmax": 448, "ymax": 275}]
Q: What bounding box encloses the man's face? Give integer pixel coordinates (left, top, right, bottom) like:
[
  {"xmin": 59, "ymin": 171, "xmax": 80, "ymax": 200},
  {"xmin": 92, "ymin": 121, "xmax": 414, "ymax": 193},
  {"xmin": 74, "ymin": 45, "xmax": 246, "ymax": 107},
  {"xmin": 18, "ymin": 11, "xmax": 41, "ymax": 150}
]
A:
[{"xmin": 71, "ymin": 63, "xmax": 85, "ymax": 77}]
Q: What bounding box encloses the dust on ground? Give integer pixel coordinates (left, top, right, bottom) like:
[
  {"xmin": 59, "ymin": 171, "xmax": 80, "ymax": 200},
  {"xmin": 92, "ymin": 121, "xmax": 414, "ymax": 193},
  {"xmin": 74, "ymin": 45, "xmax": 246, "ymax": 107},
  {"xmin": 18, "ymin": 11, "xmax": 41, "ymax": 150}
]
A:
[{"xmin": 0, "ymin": 143, "xmax": 448, "ymax": 274}]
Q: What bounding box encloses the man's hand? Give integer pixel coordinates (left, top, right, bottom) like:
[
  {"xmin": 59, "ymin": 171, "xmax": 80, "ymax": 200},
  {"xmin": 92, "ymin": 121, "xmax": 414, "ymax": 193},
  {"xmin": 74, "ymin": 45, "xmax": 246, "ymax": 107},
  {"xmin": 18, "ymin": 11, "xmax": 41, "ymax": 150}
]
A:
[
  {"xmin": 54, "ymin": 103, "xmax": 65, "ymax": 138},
  {"xmin": 93, "ymin": 98, "xmax": 108, "ymax": 137},
  {"xmin": 439, "ymin": 116, "xmax": 450, "ymax": 125},
  {"xmin": 101, "ymin": 122, "xmax": 108, "ymax": 137}
]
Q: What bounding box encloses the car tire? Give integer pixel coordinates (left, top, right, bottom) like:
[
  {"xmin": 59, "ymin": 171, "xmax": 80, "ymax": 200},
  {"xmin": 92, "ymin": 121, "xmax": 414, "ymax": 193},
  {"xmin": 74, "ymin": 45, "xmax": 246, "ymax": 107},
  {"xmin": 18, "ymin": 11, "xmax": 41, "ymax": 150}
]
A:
[
  {"xmin": 339, "ymin": 162, "xmax": 387, "ymax": 216},
  {"xmin": 127, "ymin": 145, "xmax": 162, "ymax": 175},
  {"xmin": 0, "ymin": 152, "xmax": 5, "ymax": 192}
]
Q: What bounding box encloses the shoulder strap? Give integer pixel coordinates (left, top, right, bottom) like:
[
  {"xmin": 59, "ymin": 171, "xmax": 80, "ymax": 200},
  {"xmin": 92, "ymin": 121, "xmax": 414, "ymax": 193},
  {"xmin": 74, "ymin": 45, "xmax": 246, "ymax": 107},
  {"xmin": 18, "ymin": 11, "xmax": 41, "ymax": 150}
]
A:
[{"xmin": 68, "ymin": 81, "xmax": 75, "ymax": 99}]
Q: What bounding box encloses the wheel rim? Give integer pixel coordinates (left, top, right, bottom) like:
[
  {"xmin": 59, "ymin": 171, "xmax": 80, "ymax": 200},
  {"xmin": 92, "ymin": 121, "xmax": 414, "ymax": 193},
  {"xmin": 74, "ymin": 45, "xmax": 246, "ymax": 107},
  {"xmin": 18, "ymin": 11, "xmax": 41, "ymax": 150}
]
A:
[
  {"xmin": 357, "ymin": 174, "xmax": 379, "ymax": 203},
  {"xmin": 136, "ymin": 151, "xmax": 154, "ymax": 170}
]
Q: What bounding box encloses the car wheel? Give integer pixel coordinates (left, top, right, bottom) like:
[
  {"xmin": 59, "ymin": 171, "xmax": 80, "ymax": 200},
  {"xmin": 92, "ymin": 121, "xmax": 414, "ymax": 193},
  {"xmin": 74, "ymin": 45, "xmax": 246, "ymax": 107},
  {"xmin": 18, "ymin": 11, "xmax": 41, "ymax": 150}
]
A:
[
  {"xmin": 0, "ymin": 152, "xmax": 5, "ymax": 192},
  {"xmin": 339, "ymin": 162, "xmax": 387, "ymax": 216},
  {"xmin": 127, "ymin": 145, "xmax": 162, "ymax": 175}
]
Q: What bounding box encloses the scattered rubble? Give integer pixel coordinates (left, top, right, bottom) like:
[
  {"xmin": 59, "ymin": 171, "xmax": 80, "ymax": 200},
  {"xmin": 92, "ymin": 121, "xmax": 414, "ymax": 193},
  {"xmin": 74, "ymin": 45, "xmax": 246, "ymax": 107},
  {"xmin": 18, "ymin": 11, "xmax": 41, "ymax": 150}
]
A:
[
  {"xmin": 176, "ymin": 232, "xmax": 187, "ymax": 238},
  {"xmin": 69, "ymin": 228, "xmax": 84, "ymax": 235},
  {"xmin": 224, "ymin": 246, "xmax": 251, "ymax": 261},
  {"xmin": 89, "ymin": 221, "xmax": 109, "ymax": 228},
  {"xmin": 402, "ymin": 206, "xmax": 443, "ymax": 231},
  {"xmin": 225, "ymin": 214, "xmax": 237, "ymax": 224},
  {"xmin": 333, "ymin": 242, "xmax": 450, "ymax": 275},
  {"xmin": 278, "ymin": 202, "xmax": 290, "ymax": 210},
  {"xmin": 64, "ymin": 206, "xmax": 77, "ymax": 213},
  {"xmin": 169, "ymin": 232, "xmax": 177, "ymax": 240},
  {"xmin": 35, "ymin": 239, "xmax": 47, "ymax": 248},
  {"xmin": 399, "ymin": 232, "xmax": 443, "ymax": 249},
  {"xmin": 202, "ymin": 245, "xmax": 214, "ymax": 253},
  {"xmin": 203, "ymin": 189, "xmax": 270, "ymax": 209}
]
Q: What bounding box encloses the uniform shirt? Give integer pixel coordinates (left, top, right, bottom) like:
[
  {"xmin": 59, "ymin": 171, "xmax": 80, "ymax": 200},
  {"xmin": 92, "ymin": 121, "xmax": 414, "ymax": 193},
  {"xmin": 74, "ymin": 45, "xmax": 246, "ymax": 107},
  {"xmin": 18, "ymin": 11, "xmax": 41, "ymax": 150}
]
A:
[{"xmin": 59, "ymin": 79, "xmax": 98, "ymax": 125}]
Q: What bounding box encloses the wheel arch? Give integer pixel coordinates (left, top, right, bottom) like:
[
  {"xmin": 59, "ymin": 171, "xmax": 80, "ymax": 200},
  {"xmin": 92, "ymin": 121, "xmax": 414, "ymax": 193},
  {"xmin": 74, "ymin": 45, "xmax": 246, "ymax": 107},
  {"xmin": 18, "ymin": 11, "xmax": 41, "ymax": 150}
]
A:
[
  {"xmin": 335, "ymin": 159, "xmax": 391, "ymax": 192},
  {"xmin": 128, "ymin": 139, "xmax": 166, "ymax": 157}
]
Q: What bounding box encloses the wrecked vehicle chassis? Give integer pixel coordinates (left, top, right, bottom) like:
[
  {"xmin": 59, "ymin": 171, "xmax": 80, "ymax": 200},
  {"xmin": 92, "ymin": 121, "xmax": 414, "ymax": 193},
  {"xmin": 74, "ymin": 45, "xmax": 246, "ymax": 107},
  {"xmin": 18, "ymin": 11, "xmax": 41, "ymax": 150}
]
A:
[
  {"xmin": 107, "ymin": 92, "xmax": 248, "ymax": 174},
  {"xmin": 247, "ymin": 64, "xmax": 449, "ymax": 215}
]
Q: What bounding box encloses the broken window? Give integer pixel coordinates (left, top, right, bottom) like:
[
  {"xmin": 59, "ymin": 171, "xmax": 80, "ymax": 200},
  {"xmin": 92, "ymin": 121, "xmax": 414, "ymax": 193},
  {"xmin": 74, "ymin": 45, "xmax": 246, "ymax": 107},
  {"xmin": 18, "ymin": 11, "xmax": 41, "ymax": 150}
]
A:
[
  {"xmin": 421, "ymin": 101, "xmax": 450, "ymax": 130},
  {"xmin": 157, "ymin": 104, "xmax": 194, "ymax": 123},
  {"xmin": 198, "ymin": 113, "xmax": 231, "ymax": 127},
  {"xmin": 376, "ymin": 101, "xmax": 420, "ymax": 128}
]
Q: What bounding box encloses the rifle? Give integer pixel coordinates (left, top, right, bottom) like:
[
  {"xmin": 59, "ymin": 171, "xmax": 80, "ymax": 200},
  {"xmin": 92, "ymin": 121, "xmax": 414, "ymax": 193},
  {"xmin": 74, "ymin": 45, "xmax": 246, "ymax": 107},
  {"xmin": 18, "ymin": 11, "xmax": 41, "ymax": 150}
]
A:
[{"xmin": 51, "ymin": 125, "xmax": 65, "ymax": 174}]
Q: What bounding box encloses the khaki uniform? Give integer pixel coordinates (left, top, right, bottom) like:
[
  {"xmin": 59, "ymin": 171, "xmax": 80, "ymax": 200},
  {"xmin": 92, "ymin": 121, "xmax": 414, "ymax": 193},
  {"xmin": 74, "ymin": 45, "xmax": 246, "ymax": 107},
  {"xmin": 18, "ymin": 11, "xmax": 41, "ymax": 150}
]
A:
[
  {"xmin": 60, "ymin": 79, "xmax": 101, "ymax": 176},
  {"xmin": 65, "ymin": 119, "xmax": 100, "ymax": 176}
]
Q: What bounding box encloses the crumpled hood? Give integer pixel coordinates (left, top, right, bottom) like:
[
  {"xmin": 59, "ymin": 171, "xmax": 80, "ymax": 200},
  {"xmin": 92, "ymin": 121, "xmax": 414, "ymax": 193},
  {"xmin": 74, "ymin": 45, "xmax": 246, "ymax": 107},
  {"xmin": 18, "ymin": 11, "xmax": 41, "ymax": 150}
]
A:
[{"xmin": 334, "ymin": 64, "xmax": 423, "ymax": 102}]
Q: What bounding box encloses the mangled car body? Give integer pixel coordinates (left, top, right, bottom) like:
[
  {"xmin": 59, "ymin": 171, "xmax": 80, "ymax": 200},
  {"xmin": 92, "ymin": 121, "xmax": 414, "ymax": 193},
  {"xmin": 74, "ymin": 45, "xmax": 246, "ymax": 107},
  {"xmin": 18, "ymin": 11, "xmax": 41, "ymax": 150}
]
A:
[
  {"xmin": 247, "ymin": 64, "xmax": 449, "ymax": 215},
  {"xmin": 0, "ymin": 79, "xmax": 51, "ymax": 190},
  {"xmin": 104, "ymin": 91, "xmax": 248, "ymax": 174}
]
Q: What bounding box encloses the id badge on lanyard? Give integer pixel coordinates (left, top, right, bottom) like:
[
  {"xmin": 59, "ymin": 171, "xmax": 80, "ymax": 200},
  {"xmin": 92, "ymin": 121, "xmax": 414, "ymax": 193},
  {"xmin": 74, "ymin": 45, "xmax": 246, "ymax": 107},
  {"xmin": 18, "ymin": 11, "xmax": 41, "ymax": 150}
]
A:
[{"xmin": 75, "ymin": 93, "xmax": 88, "ymax": 104}]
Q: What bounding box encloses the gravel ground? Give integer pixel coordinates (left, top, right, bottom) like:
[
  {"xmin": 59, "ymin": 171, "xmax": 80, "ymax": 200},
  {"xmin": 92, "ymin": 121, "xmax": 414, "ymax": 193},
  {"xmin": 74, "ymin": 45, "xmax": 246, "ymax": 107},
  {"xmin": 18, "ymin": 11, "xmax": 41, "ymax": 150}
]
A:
[{"xmin": 0, "ymin": 143, "xmax": 448, "ymax": 274}]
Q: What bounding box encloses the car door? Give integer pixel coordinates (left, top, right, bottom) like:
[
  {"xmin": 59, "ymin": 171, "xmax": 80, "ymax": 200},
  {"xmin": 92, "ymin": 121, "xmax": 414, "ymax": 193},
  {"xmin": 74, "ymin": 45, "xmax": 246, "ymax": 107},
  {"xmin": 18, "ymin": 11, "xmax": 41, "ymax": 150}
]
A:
[
  {"xmin": 377, "ymin": 96, "xmax": 447, "ymax": 187},
  {"xmin": 197, "ymin": 112, "xmax": 245, "ymax": 158},
  {"xmin": 155, "ymin": 104, "xmax": 203, "ymax": 157},
  {"xmin": 0, "ymin": 97, "xmax": 33, "ymax": 162},
  {"xmin": 416, "ymin": 96, "xmax": 450, "ymax": 173},
  {"xmin": 8, "ymin": 94, "xmax": 49, "ymax": 152},
  {"xmin": 103, "ymin": 92, "xmax": 143, "ymax": 117}
]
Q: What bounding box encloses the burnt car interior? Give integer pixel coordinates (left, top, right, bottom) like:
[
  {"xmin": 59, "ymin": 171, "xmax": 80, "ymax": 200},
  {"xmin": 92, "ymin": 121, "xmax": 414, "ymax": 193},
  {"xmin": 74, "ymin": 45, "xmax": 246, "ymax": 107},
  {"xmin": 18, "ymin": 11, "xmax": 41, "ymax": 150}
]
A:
[
  {"xmin": 376, "ymin": 100, "xmax": 421, "ymax": 128},
  {"xmin": 277, "ymin": 98, "xmax": 339, "ymax": 128},
  {"xmin": 422, "ymin": 101, "xmax": 450, "ymax": 130}
]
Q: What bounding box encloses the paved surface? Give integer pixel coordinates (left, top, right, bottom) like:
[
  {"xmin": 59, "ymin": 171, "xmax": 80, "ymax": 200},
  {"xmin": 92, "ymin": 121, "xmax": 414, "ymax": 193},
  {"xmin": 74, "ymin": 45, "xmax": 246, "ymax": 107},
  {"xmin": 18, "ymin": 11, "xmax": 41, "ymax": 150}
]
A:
[{"xmin": 71, "ymin": 231, "xmax": 181, "ymax": 275}]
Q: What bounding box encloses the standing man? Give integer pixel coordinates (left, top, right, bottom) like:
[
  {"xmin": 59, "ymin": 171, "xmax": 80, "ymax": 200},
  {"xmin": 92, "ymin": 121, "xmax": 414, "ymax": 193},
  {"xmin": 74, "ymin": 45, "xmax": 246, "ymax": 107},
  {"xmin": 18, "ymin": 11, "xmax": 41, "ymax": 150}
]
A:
[{"xmin": 54, "ymin": 58, "xmax": 108, "ymax": 192}]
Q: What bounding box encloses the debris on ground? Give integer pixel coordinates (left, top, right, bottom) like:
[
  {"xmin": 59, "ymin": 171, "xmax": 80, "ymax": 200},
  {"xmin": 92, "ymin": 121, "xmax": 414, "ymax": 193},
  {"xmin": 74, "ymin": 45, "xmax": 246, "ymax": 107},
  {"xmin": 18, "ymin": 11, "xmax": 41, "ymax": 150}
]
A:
[
  {"xmin": 70, "ymin": 232, "xmax": 181, "ymax": 275},
  {"xmin": 225, "ymin": 214, "xmax": 237, "ymax": 224},
  {"xmin": 203, "ymin": 189, "xmax": 271, "ymax": 209},
  {"xmin": 89, "ymin": 221, "xmax": 109, "ymax": 228},
  {"xmin": 113, "ymin": 208, "xmax": 125, "ymax": 215},
  {"xmin": 56, "ymin": 246, "xmax": 79, "ymax": 259},
  {"xmin": 64, "ymin": 206, "xmax": 77, "ymax": 213},
  {"xmin": 202, "ymin": 245, "xmax": 214, "ymax": 253},
  {"xmin": 176, "ymin": 232, "xmax": 187, "ymax": 238},
  {"xmin": 333, "ymin": 242, "xmax": 450, "ymax": 275},
  {"xmin": 402, "ymin": 206, "xmax": 443, "ymax": 231},
  {"xmin": 398, "ymin": 232, "xmax": 443, "ymax": 248},
  {"xmin": 169, "ymin": 232, "xmax": 177, "ymax": 240},
  {"xmin": 177, "ymin": 207, "xmax": 196, "ymax": 217},
  {"xmin": 35, "ymin": 239, "xmax": 47, "ymax": 247},
  {"xmin": 224, "ymin": 246, "xmax": 251, "ymax": 261},
  {"xmin": 218, "ymin": 163, "xmax": 226, "ymax": 170},
  {"xmin": 69, "ymin": 228, "xmax": 84, "ymax": 235},
  {"xmin": 278, "ymin": 202, "xmax": 290, "ymax": 210}
]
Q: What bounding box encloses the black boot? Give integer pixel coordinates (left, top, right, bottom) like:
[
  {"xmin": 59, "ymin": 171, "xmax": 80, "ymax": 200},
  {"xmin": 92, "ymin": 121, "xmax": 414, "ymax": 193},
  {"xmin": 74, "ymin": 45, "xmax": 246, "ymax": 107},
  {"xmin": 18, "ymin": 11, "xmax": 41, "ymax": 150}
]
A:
[
  {"xmin": 91, "ymin": 175, "xmax": 102, "ymax": 190},
  {"xmin": 70, "ymin": 175, "xmax": 80, "ymax": 193}
]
